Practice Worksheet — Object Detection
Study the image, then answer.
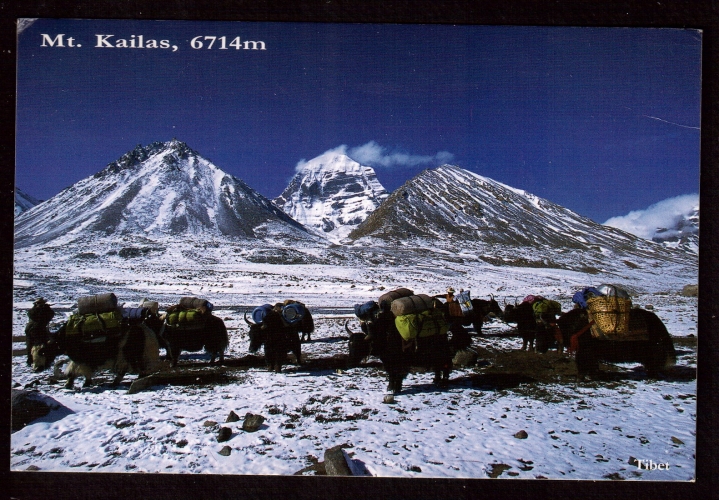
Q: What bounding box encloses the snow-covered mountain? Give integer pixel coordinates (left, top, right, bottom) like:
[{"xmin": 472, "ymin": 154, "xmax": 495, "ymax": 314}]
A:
[
  {"xmin": 274, "ymin": 151, "xmax": 388, "ymax": 243},
  {"xmin": 14, "ymin": 140, "xmax": 311, "ymax": 248},
  {"xmin": 651, "ymin": 206, "xmax": 699, "ymax": 254},
  {"xmin": 349, "ymin": 164, "xmax": 694, "ymax": 270},
  {"xmin": 14, "ymin": 187, "xmax": 41, "ymax": 217},
  {"xmin": 603, "ymin": 194, "xmax": 699, "ymax": 255}
]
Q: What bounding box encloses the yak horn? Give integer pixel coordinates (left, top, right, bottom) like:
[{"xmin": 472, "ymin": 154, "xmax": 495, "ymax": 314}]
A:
[
  {"xmin": 344, "ymin": 320, "xmax": 356, "ymax": 336},
  {"xmin": 244, "ymin": 311, "xmax": 254, "ymax": 326},
  {"xmin": 489, "ymin": 294, "xmax": 495, "ymax": 301}
]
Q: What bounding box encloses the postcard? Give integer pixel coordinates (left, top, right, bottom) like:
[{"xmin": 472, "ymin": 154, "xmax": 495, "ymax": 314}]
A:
[{"xmin": 12, "ymin": 18, "xmax": 700, "ymax": 480}]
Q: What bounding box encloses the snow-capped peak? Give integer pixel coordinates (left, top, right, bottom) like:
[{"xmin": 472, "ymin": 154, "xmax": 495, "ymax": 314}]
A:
[
  {"xmin": 274, "ymin": 151, "xmax": 388, "ymax": 243},
  {"xmin": 14, "ymin": 140, "xmax": 309, "ymax": 248}
]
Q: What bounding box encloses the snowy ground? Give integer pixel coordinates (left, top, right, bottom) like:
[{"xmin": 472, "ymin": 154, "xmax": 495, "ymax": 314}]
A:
[{"xmin": 11, "ymin": 244, "xmax": 698, "ymax": 480}]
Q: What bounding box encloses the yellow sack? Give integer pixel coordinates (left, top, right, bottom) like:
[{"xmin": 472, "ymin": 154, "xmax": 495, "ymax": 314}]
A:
[{"xmin": 395, "ymin": 309, "xmax": 449, "ymax": 341}]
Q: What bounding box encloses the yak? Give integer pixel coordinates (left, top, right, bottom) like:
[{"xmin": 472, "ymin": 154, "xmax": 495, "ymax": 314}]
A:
[
  {"xmin": 346, "ymin": 301, "xmax": 452, "ymax": 394},
  {"xmin": 159, "ymin": 311, "xmax": 228, "ymax": 367},
  {"xmin": 502, "ymin": 299, "xmax": 562, "ymax": 353},
  {"xmin": 245, "ymin": 306, "xmax": 303, "ymax": 372},
  {"xmin": 31, "ymin": 307, "xmax": 162, "ymax": 389},
  {"xmin": 557, "ymin": 307, "xmax": 676, "ymax": 378},
  {"xmin": 433, "ymin": 295, "xmax": 503, "ymax": 351},
  {"xmin": 280, "ymin": 300, "xmax": 315, "ymax": 343}
]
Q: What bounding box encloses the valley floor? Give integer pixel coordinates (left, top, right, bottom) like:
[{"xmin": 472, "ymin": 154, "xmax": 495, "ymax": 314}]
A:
[{"xmin": 11, "ymin": 249, "xmax": 698, "ymax": 479}]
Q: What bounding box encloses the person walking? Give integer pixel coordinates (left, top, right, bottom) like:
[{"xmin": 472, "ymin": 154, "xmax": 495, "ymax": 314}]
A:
[{"xmin": 25, "ymin": 297, "xmax": 55, "ymax": 366}]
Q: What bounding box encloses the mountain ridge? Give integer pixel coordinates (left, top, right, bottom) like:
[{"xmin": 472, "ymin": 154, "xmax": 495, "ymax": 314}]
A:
[{"xmin": 14, "ymin": 140, "xmax": 313, "ymax": 248}]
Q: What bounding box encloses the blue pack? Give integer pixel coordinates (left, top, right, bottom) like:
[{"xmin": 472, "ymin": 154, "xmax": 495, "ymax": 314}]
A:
[
  {"xmin": 572, "ymin": 287, "xmax": 604, "ymax": 309},
  {"xmin": 354, "ymin": 301, "xmax": 379, "ymax": 320},
  {"xmin": 252, "ymin": 304, "xmax": 274, "ymax": 324},
  {"xmin": 122, "ymin": 307, "xmax": 148, "ymax": 323},
  {"xmin": 282, "ymin": 302, "xmax": 306, "ymax": 325},
  {"xmin": 455, "ymin": 290, "xmax": 473, "ymax": 315}
]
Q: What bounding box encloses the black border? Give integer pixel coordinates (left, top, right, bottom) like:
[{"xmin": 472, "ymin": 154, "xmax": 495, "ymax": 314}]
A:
[{"xmin": 3, "ymin": 2, "xmax": 717, "ymax": 499}]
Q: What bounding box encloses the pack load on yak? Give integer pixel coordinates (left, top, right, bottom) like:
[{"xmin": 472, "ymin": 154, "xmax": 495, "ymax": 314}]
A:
[
  {"xmin": 517, "ymin": 295, "xmax": 561, "ymax": 322},
  {"xmin": 571, "ymin": 287, "xmax": 605, "ymax": 309},
  {"xmin": 455, "ymin": 290, "xmax": 473, "ymax": 316},
  {"xmin": 531, "ymin": 298, "xmax": 562, "ymax": 320},
  {"xmin": 66, "ymin": 293, "xmax": 124, "ymax": 340},
  {"xmin": 378, "ymin": 287, "xmax": 414, "ymax": 308},
  {"xmin": 390, "ymin": 294, "xmax": 434, "ymax": 317},
  {"xmin": 354, "ymin": 301, "xmax": 379, "ymax": 321},
  {"xmin": 252, "ymin": 304, "xmax": 275, "ymax": 324},
  {"xmin": 165, "ymin": 296, "xmax": 213, "ymax": 330},
  {"xmin": 584, "ymin": 284, "xmax": 634, "ymax": 340},
  {"xmin": 280, "ymin": 301, "xmax": 306, "ymax": 326},
  {"xmin": 391, "ymin": 293, "xmax": 448, "ymax": 341}
]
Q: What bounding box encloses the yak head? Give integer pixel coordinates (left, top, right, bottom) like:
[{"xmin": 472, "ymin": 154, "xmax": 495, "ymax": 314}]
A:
[
  {"xmin": 502, "ymin": 297, "xmax": 522, "ymax": 323},
  {"xmin": 245, "ymin": 310, "xmax": 285, "ymax": 353},
  {"xmin": 245, "ymin": 311, "xmax": 267, "ymax": 353},
  {"xmin": 484, "ymin": 294, "xmax": 503, "ymax": 320},
  {"xmin": 31, "ymin": 336, "xmax": 63, "ymax": 373},
  {"xmin": 344, "ymin": 320, "xmax": 372, "ymax": 367}
]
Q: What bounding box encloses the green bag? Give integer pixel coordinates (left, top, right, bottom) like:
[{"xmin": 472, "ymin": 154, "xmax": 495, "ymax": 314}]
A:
[
  {"xmin": 66, "ymin": 310, "xmax": 124, "ymax": 340},
  {"xmin": 395, "ymin": 309, "xmax": 449, "ymax": 341},
  {"xmin": 532, "ymin": 299, "xmax": 562, "ymax": 317},
  {"xmin": 166, "ymin": 309, "xmax": 205, "ymax": 328}
]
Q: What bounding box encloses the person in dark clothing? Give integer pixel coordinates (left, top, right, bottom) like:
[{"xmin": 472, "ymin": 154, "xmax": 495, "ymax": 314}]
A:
[
  {"xmin": 25, "ymin": 297, "xmax": 55, "ymax": 366},
  {"xmin": 442, "ymin": 287, "xmax": 471, "ymax": 352}
]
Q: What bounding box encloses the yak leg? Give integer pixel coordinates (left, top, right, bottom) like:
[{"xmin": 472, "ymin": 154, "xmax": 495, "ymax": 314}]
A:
[
  {"xmin": 212, "ymin": 350, "xmax": 224, "ymax": 365},
  {"xmin": 111, "ymin": 370, "xmax": 126, "ymax": 387},
  {"xmin": 169, "ymin": 346, "xmax": 181, "ymax": 367},
  {"xmin": 292, "ymin": 344, "xmax": 302, "ymax": 366},
  {"xmin": 63, "ymin": 361, "xmax": 82, "ymax": 389},
  {"xmin": 387, "ymin": 373, "xmax": 404, "ymax": 394}
]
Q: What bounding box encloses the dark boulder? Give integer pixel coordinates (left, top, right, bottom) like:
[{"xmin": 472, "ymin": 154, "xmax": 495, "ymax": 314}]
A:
[
  {"xmin": 242, "ymin": 413, "xmax": 265, "ymax": 432},
  {"xmin": 11, "ymin": 390, "xmax": 59, "ymax": 432}
]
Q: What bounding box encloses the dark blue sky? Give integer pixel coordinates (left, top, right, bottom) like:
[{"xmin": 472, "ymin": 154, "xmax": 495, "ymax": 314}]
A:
[{"xmin": 16, "ymin": 19, "xmax": 701, "ymax": 223}]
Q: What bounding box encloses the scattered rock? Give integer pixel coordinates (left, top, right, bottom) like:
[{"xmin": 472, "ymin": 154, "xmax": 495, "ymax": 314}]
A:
[
  {"xmin": 218, "ymin": 446, "xmax": 232, "ymax": 456},
  {"xmin": 26, "ymin": 465, "xmax": 41, "ymax": 471},
  {"xmin": 242, "ymin": 413, "xmax": 265, "ymax": 432},
  {"xmin": 217, "ymin": 427, "xmax": 232, "ymax": 442},
  {"xmin": 681, "ymin": 284, "xmax": 698, "ymax": 297},
  {"xmin": 487, "ymin": 463, "xmax": 512, "ymax": 478},
  {"xmin": 324, "ymin": 447, "xmax": 354, "ymax": 476},
  {"xmin": 383, "ymin": 394, "xmax": 395, "ymax": 404},
  {"xmin": 644, "ymin": 304, "xmax": 654, "ymax": 310},
  {"xmin": 203, "ymin": 420, "xmax": 218, "ymax": 427},
  {"xmin": 409, "ymin": 465, "xmax": 422, "ymax": 473},
  {"xmin": 226, "ymin": 411, "xmax": 240, "ymax": 423},
  {"xmin": 604, "ymin": 472, "xmax": 625, "ymax": 480},
  {"xmin": 514, "ymin": 430, "xmax": 528, "ymax": 439},
  {"xmin": 671, "ymin": 436, "xmax": 685, "ymax": 445},
  {"xmin": 628, "ymin": 456, "xmax": 639, "ymax": 467}
]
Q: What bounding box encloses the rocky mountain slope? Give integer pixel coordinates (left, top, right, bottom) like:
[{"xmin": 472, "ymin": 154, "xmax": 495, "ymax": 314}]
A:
[
  {"xmin": 14, "ymin": 187, "xmax": 41, "ymax": 217},
  {"xmin": 14, "ymin": 140, "xmax": 313, "ymax": 248},
  {"xmin": 349, "ymin": 164, "xmax": 694, "ymax": 271},
  {"xmin": 274, "ymin": 151, "xmax": 388, "ymax": 243}
]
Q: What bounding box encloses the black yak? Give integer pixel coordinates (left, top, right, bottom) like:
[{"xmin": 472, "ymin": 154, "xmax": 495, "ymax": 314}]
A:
[
  {"xmin": 346, "ymin": 301, "xmax": 452, "ymax": 394},
  {"xmin": 557, "ymin": 307, "xmax": 676, "ymax": 378},
  {"xmin": 31, "ymin": 309, "xmax": 161, "ymax": 389}
]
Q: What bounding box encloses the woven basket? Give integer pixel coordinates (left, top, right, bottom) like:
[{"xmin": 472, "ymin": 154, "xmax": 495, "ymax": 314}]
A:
[{"xmin": 586, "ymin": 295, "xmax": 632, "ymax": 338}]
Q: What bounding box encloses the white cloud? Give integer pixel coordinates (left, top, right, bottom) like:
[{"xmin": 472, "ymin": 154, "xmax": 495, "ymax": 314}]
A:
[
  {"xmin": 603, "ymin": 193, "xmax": 699, "ymax": 240},
  {"xmin": 348, "ymin": 141, "xmax": 454, "ymax": 169}
]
